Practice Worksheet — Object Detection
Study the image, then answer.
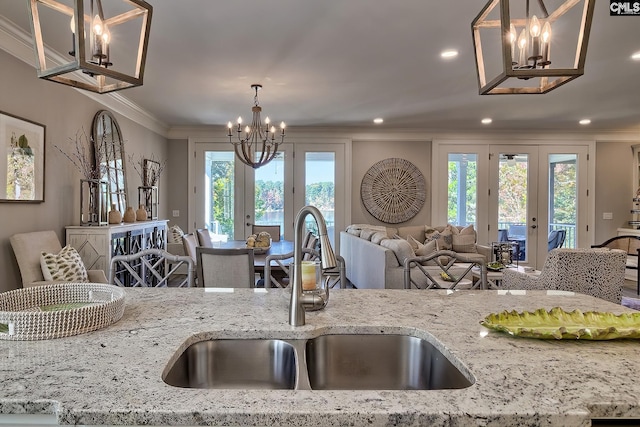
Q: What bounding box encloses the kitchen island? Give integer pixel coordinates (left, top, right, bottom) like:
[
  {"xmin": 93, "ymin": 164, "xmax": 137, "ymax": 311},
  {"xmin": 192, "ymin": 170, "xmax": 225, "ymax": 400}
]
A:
[{"xmin": 1, "ymin": 287, "xmax": 639, "ymax": 426}]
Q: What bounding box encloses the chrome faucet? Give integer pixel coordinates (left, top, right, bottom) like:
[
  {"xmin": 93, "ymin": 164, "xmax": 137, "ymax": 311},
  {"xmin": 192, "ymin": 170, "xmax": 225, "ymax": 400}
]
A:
[{"xmin": 289, "ymin": 205, "xmax": 337, "ymax": 326}]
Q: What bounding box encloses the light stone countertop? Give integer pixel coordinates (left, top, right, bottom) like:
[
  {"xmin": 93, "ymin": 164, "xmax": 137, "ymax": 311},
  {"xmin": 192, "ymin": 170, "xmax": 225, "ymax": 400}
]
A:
[{"xmin": 1, "ymin": 287, "xmax": 639, "ymax": 426}]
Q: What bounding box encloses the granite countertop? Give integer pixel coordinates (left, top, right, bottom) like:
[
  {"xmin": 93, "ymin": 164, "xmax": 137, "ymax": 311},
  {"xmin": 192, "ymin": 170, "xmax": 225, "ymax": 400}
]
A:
[{"xmin": 1, "ymin": 287, "xmax": 639, "ymax": 426}]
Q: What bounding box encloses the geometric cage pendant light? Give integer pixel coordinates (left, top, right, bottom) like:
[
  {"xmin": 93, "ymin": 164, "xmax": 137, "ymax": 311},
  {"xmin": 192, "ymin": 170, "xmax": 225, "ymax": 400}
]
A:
[
  {"xmin": 27, "ymin": 0, "xmax": 152, "ymax": 94},
  {"xmin": 472, "ymin": 0, "xmax": 595, "ymax": 95}
]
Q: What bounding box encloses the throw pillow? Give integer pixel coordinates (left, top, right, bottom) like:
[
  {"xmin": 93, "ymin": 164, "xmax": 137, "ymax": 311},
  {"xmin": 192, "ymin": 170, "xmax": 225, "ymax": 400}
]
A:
[
  {"xmin": 346, "ymin": 228, "xmax": 362, "ymax": 236},
  {"xmin": 371, "ymin": 231, "xmax": 389, "ymax": 245},
  {"xmin": 406, "ymin": 235, "xmax": 422, "ymax": 251},
  {"xmin": 415, "ymin": 239, "xmax": 438, "ymax": 266},
  {"xmin": 425, "ymin": 225, "xmax": 453, "ymax": 250},
  {"xmin": 169, "ymin": 225, "xmax": 185, "ymax": 244},
  {"xmin": 360, "ymin": 229, "xmax": 378, "ymax": 241},
  {"xmin": 40, "ymin": 245, "xmax": 88, "ymax": 282},
  {"xmin": 451, "ymin": 224, "xmax": 477, "ymax": 253},
  {"xmin": 380, "ymin": 238, "xmax": 415, "ymax": 267}
]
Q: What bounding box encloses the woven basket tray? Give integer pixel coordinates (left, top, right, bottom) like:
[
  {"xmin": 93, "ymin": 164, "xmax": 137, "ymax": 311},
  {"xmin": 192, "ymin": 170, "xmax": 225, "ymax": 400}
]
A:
[{"xmin": 0, "ymin": 283, "xmax": 125, "ymax": 341}]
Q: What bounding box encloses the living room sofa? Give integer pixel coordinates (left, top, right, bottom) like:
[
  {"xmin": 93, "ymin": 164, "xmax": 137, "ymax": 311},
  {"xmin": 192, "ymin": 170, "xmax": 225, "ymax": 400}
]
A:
[{"xmin": 340, "ymin": 224, "xmax": 491, "ymax": 289}]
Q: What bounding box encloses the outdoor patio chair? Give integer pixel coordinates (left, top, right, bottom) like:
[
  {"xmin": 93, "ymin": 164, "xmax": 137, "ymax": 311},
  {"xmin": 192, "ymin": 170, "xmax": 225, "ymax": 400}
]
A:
[{"xmin": 547, "ymin": 230, "xmax": 566, "ymax": 251}]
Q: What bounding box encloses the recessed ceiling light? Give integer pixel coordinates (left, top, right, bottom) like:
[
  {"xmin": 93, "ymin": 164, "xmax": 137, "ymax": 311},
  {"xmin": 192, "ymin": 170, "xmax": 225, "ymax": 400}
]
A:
[
  {"xmin": 632, "ymin": 51, "xmax": 640, "ymax": 60},
  {"xmin": 481, "ymin": 118, "xmax": 492, "ymax": 124},
  {"xmin": 579, "ymin": 119, "xmax": 591, "ymax": 125},
  {"xmin": 373, "ymin": 118, "xmax": 384, "ymax": 124},
  {"xmin": 441, "ymin": 49, "xmax": 458, "ymax": 59}
]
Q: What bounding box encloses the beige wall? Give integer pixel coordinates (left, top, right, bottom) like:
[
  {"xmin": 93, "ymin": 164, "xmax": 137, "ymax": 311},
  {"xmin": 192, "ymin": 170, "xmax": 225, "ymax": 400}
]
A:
[
  {"xmin": 166, "ymin": 138, "xmax": 189, "ymax": 231},
  {"xmin": 594, "ymin": 141, "xmax": 639, "ymax": 243},
  {"xmin": 0, "ymin": 50, "xmax": 168, "ymax": 292},
  {"xmin": 350, "ymin": 139, "xmax": 431, "ymax": 227}
]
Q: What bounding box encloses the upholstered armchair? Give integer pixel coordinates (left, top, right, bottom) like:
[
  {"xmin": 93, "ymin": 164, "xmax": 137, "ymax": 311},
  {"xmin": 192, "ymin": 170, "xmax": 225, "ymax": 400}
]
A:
[
  {"xmin": 501, "ymin": 248, "xmax": 626, "ymax": 304},
  {"xmin": 10, "ymin": 230, "xmax": 108, "ymax": 288}
]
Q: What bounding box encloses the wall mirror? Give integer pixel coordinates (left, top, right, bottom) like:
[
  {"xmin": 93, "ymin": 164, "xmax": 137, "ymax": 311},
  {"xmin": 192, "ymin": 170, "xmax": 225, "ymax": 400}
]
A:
[{"xmin": 92, "ymin": 110, "xmax": 127, "ymax": 213}]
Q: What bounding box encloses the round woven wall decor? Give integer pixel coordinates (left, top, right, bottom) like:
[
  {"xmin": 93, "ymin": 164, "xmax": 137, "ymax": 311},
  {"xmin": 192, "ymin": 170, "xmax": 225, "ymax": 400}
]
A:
[{"xmin": 360, "ymin": 158, "xmax": 426, "ymax": 224}]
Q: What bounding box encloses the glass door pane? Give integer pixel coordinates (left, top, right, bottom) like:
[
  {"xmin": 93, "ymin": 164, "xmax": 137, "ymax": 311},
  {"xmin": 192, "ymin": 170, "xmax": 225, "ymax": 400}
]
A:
[
  {"xmin": 203, "ymin": 151, "xmax": 235, "ymax": 241},
  {"xmin": 304, "ymin": 152, "xmax": 336, "ymax": 246},
  {"xmin": 447, "ymin": 153, "xmax": 477, "ymax": 227},
  {"xmin": 548, "ymin": 154, "xmax": 577, "ymax": 249},
  {"xmin": 254, "ymin": 156, "xmax": 285, "ymax": 240},
  {"xmin": 293, "ymin": 143, "xmax": 345, "ymax": 249},
  {"xmin": 498, "ymin": 153, "xmax": 529, "ymax": 263}
]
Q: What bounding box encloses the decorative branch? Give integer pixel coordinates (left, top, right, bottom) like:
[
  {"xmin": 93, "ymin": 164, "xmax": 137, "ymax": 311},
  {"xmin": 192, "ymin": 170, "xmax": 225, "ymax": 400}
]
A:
[
  {"xmin": 128, "ymin": 153, "xmax": 167, "ymax": 186},
  {"xmin": 54, "ymin": 128, "xmax": 105, "ymax": 180}
]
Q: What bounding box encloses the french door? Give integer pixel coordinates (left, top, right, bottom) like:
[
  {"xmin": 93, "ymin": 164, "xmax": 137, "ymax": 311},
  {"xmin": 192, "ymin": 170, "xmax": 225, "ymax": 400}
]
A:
[
  {"xmin": 433, "ymin": 141, "xmax": 592, "ymax": 269},
  {"xmin": 193, "ymin": 142, "xmax": 293, "ymax": 241},
  {"xmin": 192, "ymin": 141, "xmax": 346, "ymax": 247}
]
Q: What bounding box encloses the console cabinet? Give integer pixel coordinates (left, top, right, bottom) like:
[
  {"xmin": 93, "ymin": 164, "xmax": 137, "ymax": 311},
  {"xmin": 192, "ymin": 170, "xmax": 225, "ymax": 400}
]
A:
[{"xmin": 66, "ymin": 220, "xmax": 168, "ymax": 281}]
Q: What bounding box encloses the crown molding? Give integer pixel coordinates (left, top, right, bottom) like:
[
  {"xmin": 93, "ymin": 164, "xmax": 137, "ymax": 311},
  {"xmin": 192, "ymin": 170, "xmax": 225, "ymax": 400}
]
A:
[{"xmin": 0, "ymin": 15, "xmax": 169, "ymax": 138}]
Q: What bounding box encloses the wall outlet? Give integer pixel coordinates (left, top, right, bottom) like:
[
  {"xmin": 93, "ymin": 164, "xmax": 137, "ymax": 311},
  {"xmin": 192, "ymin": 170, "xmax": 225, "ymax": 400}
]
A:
[
  {"xmin": 172, "ymin": 210, "xmax": 180, "ymax": 217},
  {"xmin": 603, "ymin": 212, "xmax": 613, "ymax": 220}
]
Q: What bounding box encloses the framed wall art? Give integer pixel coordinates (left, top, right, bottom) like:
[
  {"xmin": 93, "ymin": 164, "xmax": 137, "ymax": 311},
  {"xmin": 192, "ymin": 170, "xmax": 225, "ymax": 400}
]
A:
[
  {"xmin": 0, "ymin": 111, "xmax": 45, "ymax": 203},
  {"xmin": 143, "ymin": 158, "xmax": 161, "ymax": 187}
]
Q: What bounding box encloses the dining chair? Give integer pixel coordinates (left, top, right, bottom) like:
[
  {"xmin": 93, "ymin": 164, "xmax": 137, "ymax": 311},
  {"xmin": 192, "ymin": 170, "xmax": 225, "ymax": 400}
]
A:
[
  {"xmin": 109, "ymin": 248, "xmax": 195, "ymax": 287},
  {"xmin": 302, "ymin": 232, "xmax": 318, "ymax": 261},
  {"xmin": 197, "ymin": 247, "xmax": 256, "ymax": 288},
  {"xmin": 264, "ymin": 248, "xmax": 347, "ymax": 289},
  {"xmin": 196, "ymin": 228, "xmax": 213, "ymax": 248},
  {"xmin": 262, "ymin": 232, "xmax": 316, "ymax": 288},
  {"xmin": 182, "ymin": 233, "xmax": 199, "ymax": 265},
  {"xmin": 252, "ymin": 225, "xmax": 281, "ymax": 242}
]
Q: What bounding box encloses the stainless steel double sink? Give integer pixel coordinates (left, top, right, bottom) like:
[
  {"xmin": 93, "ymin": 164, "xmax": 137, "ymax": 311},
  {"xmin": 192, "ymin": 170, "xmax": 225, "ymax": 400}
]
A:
[{"xmin": 163, "ymin": 334, "xmax": 474, "ymax": 390}]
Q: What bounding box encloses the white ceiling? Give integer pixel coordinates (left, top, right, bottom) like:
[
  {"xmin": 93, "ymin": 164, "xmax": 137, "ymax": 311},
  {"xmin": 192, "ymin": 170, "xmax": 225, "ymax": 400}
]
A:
[{"xmin": 2, "ymin": 0, "xmax": 640, "ymax": 133}]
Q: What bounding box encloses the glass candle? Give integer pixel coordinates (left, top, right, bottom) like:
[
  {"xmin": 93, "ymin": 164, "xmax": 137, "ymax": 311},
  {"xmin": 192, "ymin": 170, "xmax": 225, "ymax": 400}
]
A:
[{"xmin": 301, "ymin": 261, "xmax": 318, "ymax": 291}]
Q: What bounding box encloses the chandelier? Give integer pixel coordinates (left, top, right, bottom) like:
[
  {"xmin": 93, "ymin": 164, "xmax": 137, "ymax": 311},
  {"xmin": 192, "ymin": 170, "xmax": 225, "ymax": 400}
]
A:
[
  {"xmin": 27, "ymin": 0, "xmax": 152, "ymax": 94},
  {"xmin": 472, "ymin": 0, "xmax": 595, "ymax": 95},
  {"xmin": 228, "ymin": 84, "xmax": 286, "ymax": 169}
]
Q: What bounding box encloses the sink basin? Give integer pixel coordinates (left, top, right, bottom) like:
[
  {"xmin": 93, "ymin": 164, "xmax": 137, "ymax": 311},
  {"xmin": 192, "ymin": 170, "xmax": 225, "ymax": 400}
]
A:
[
  {"xmin": 163, "ymin": 339, "xmax": 297, "ymax": 389},
  {"xmin": 305, "ymin": 334, "xmax": 473, "ymax": 390},
  {"xmin": 163, "ymin": 334, "xmax": 473, "ymax": 391}
]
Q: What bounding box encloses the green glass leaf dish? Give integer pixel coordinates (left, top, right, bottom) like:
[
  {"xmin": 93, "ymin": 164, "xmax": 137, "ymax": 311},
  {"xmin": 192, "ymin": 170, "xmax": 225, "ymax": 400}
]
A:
[
  {"xmin": 481, "ymin": 307, "xmax": 640, "ymax": 340},
  {"xmin": 487, "ymin": 262, "xmax": 504, "ymax": 271}
]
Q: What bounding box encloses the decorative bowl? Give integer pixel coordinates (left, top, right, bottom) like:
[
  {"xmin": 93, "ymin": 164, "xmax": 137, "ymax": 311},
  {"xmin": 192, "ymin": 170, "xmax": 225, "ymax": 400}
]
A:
[
  {"xmin": 481, "ymin": 307, "xmax": 640, "ymax": 340},
  {"xmin": 0, "ymin": 282, "xmax": 125, "ymax": 341}
]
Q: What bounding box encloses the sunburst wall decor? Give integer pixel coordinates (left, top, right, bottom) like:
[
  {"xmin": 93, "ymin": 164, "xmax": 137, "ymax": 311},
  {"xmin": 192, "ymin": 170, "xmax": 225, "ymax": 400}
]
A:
[{"xmin": 360, "ymin": 158, "xmax": 426, "ymax": 224}]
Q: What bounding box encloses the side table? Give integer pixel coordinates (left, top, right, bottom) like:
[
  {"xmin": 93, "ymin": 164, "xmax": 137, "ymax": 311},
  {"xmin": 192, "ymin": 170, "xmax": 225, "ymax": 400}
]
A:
[{"xmin": 472, "ymin": 266, "xmax": 540, "ymax": 289}]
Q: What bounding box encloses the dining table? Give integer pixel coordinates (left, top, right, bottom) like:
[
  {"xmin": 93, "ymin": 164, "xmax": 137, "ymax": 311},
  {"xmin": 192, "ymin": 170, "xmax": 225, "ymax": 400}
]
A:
[{"xmin": 219, "ymin": 239, "xmax": 295, "ymax": 274}]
